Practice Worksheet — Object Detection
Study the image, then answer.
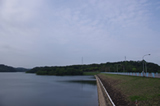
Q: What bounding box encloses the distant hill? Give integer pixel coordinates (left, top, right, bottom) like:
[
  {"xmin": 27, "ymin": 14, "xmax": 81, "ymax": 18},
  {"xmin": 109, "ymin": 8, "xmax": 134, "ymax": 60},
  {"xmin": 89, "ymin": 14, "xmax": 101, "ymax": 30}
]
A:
[
  {"xmin": 0, "ymin": 64, "xmax": 29, "ymax": 72},
  {"xmin": 26, "ymin": 60, "xmax": 160, "ymax": 74},
  {"xmin": 0, "ymin": 64, "xmax": 16, "ymax": 72},
  {"xmin": 15, "ymin": 67, "xmax": 29, "ymax": 72}
]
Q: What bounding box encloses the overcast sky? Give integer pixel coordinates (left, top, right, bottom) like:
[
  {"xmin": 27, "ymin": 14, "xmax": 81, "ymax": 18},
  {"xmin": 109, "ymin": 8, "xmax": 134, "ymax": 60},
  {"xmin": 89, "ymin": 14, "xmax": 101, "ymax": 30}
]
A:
[{"xmin": 0, "ymin": 0, "xmax": 160, "ymax": 68}]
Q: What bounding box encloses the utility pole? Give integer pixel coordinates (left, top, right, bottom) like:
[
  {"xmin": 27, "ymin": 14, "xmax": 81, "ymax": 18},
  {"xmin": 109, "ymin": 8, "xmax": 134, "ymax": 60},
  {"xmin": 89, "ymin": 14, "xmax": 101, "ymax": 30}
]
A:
[
  {"xmin": 117, "ymin": 64, "xmax": 118, "ymax": 73},
  {"xmin": 123, "ymin": 56, "xmax": 126, "ymax": 72},
  {"xmin": 82, "ymin": 57, "xmax": 83, "ymax": 72}
]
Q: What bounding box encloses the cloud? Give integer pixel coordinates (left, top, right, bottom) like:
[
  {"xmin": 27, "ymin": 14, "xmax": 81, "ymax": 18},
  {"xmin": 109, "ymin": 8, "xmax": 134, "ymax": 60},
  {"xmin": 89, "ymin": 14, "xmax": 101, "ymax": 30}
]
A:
[
  {"xmin": 0, "ymin": 0, "xmax": 160, "ymax": 67},
  {"xmin": 0, "ymin": 0, "xmax": 43, "ymax": 43},
  {"xmin": 0, "ymin": 0, "xmax": 41, "ymax": 22}
]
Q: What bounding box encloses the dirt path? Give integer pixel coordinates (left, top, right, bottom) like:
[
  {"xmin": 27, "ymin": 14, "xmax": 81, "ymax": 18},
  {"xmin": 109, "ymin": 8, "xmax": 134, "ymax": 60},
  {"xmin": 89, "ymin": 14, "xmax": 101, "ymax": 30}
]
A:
[{"xmin": 97, "ymin": 74, "xmax": 133, "ymax": 106}]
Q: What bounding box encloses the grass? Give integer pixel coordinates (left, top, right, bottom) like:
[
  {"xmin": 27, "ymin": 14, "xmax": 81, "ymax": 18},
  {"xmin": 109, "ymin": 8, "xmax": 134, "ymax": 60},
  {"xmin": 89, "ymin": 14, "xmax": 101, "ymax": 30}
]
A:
[
  {"xmin": 83, "ymin": 71, "xmax": 100, "ymax": 75},
  {"xmin": 101, "ymin": 73, "xmax": 160, "ymax": 105}
]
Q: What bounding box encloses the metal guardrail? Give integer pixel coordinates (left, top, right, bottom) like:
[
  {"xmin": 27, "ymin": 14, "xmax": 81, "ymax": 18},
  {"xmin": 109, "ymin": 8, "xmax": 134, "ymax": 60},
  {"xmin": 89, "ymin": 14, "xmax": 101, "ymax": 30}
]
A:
[
  {"xmin": 101, "ymin": 72, "xmax": 160, "ymax": 78},
  {"xmin": 95, "ymin": 75, "xmax": 116, "ymax": 106}
]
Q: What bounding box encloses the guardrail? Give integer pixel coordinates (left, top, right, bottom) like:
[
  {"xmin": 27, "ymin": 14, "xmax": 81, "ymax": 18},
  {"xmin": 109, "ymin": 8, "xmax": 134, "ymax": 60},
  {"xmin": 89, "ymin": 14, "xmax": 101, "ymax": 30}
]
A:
[
  {"xmin": 101, "ymin": 72, "xmax": 160, "ymax": 78},
  {"xmin": 95, "ymin": 75, "xmax": 115, "ymax": 106}
]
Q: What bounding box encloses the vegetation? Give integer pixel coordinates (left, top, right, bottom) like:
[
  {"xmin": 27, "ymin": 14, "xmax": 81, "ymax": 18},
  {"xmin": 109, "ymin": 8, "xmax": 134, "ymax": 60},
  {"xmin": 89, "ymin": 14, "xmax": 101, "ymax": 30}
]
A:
[
  {"xmin": 83, "ymin": 71, "xmax": 100, "ymax": 75},
  {"xmin": 26, "ymin": 65, "xmax": 100, "ymax": 76},
  {"xmin": 15, "ymin": 67, "xmax": 29, "ymax": 72},
  {"xmin": 26, "ymin": 66, "xmax": 83, "ymax": 76},
  {"xmin": 101, "ymin": 73, "xmax": 160, "ymax": 105},
  {"xmin": 0, "ymin": 64, "xmax": 29, "ymax": 72},
  {"xmin": 26, "ymin": 60, "xmax": 160, "ymax": 76},
  {"xmin": 99, "ymin": 61, "xmax": 160, "ymax": 73},
  {"xmin": 1, "ymin": 60, "xmax": 160, "ymax": 73},
  {"xmin": 0, "ymin": 64, "xmax": 16, "ymax": 72}
]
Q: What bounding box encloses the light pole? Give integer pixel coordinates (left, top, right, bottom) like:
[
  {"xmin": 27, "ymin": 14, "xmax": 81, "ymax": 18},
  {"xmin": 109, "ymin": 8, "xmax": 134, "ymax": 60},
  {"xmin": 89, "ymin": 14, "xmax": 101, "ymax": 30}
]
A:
[
  {"xmin": 142, "ymin": 54, "xmax": 150, "ymax": 77},
  {"xmin": 117, "ymin": 64, "xmax": 122, "ymax": 74}
]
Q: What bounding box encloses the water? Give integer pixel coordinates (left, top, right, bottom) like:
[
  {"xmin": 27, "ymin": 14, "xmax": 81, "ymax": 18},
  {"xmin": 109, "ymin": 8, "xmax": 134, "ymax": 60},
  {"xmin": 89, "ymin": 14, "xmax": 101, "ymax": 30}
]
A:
[{"xmin": 0, "ymin": 72, "xmax": 98, "ymax": 106}]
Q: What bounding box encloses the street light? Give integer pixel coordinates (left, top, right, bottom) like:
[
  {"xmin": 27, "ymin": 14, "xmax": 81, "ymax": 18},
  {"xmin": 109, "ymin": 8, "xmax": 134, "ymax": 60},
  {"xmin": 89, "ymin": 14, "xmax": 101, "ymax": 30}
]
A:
[
  {"xmin": 142, "ymin": 54, "xmax": 150, "ymax": 77},
  {"xmin": 117, "ymin": 64, "xmax": 123, "ymax": 74}
]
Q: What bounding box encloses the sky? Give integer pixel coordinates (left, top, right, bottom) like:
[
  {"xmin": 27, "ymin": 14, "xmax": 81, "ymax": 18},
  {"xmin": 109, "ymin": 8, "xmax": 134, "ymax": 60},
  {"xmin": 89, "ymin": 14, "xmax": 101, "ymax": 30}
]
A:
[{"xmin": 0, "ymin": 0, "xmax": 160, "ymax": 68}]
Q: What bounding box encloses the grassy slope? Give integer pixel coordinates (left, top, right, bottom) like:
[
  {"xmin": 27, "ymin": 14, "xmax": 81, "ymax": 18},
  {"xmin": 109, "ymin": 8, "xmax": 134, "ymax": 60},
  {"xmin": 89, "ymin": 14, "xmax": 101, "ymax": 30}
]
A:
[{"xmin": 101, "ymin": 73, "xmax": 160, "ymax": 105}]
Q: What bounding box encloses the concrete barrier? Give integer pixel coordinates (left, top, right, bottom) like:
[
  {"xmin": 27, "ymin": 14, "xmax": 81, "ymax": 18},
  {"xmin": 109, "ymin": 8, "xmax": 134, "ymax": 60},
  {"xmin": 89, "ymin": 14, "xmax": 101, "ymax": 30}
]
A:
[
  {"xmin": 102, "ymin": 72, "xmax": 160, "ymax": 78},
  {"xmin": 95, "ymin": 75, "xmax": 115, "ymax": 106}
]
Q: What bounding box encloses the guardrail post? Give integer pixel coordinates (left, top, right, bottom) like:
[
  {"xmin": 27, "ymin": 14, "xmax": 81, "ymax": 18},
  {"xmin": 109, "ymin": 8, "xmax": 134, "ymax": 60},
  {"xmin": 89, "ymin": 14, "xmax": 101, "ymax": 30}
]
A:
[
  {"xmin": 152, "ymin": 73, "xmax": 155, "ymax": 78},
  {"xmin": 135, "ymin": 99, "xmax": 138, "ymax": 106},
  {"xmin": 146, "ymin": 73, "xmax": 148, "ymax": 77}
]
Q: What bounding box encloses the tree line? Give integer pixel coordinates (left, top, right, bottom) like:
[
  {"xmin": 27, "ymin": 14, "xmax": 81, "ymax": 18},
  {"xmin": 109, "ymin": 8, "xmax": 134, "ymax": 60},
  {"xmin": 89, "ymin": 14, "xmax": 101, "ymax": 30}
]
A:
[
  {"xmin": 0, "ymin": 64, "xmax": 16, "ymax": 72},
  {"xmin": 26, "ymin": 60, "xmax": 160, "ymax": 75},
  {"xmin": 26, "ymin": 66, "xmax": 83, "ymax": 75},
  {"xmin": 0, "ymin": 64, "xmax": 29, "ymax": 72}
]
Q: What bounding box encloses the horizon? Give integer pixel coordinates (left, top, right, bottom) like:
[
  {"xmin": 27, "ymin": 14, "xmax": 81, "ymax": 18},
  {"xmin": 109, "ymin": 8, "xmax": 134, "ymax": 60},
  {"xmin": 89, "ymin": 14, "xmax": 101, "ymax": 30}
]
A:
[{"xmin": 1, "ymin": 59, "xmax": 159, "ymax": 69}]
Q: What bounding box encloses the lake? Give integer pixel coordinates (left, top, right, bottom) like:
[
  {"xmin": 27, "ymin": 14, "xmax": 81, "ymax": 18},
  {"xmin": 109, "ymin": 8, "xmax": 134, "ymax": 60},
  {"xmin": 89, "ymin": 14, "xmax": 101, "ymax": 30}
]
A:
[{"xmin": 0, "ymin": 72, "xmax": 98, "ymax": 106}]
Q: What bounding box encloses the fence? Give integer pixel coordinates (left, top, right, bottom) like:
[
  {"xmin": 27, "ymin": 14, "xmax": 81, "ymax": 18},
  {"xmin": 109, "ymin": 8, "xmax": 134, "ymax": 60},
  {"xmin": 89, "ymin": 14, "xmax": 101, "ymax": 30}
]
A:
[{"xmin": 101, "ymin": 72, "xmax": 160, "ymax": 78}]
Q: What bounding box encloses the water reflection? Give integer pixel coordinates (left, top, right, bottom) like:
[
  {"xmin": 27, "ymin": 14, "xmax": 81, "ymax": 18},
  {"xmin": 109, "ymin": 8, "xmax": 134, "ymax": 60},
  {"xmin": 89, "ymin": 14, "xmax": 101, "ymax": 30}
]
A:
[
  {"xmin": 59, "ymin": 80, "xmax": 97, "ymax": 85},
  {"xmin": 0, "ymin": 73, "xmax": 98, "ymax": 106}
]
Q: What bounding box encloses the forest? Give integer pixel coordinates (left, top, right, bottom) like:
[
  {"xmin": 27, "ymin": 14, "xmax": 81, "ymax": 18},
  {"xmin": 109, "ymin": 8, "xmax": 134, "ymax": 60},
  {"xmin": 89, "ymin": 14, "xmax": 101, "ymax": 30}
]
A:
[
  {"xmin": 26, "ymin": 60, "xmax": 160, "ymax": 75},
  {"xmin": 0, "ymin": 64, "xmax": 16, "ymax": 72},
  {"xmin": 0, "ymin": 64, "xmax": 29, "ymax": 72}
]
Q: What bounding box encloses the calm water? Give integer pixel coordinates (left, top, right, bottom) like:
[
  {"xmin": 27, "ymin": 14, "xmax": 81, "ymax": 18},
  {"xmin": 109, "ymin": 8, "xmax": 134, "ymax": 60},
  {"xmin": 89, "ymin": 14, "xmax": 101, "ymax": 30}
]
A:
[{"xmin": 0, "ymin": 72, "xmax": 98, "ymax": 106}]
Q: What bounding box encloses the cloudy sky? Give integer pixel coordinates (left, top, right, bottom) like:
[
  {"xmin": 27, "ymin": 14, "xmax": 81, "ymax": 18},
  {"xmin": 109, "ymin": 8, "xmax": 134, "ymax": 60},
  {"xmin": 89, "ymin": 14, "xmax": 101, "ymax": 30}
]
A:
[{"xmin": 0, "ymin": 0, "xmax": 160, "ymax": 68}]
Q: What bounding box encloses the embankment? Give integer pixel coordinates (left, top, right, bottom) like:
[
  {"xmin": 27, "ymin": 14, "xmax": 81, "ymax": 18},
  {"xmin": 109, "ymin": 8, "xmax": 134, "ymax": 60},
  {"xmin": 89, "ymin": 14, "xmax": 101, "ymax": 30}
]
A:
[
  {"xmin": 96, "ymin": 73, "xmax": 160, "ymax": 106},
  {"xmin": 96, "ymin": 74, "xmax": 131, "ymax": 106},
  {"xmin": 95, "ymin": 75, "xmax": 114, "ymax": 106}
]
